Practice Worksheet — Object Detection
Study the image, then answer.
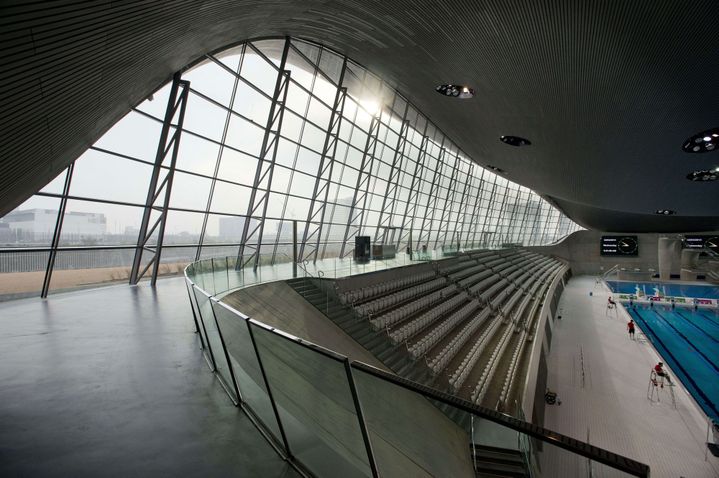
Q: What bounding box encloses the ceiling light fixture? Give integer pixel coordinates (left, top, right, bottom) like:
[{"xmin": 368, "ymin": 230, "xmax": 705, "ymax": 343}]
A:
[
  {"xmin": 686, "ymin": 169, "xmax": 719, "ymax": 182},
  {"xmin": 654, "ymin": 209, "xmax": 676, "ymax": 215},
  {"xmin": 682, "ymin": 127, "xmax": 719, "ymax": 153},
  {"xmin": 486, "ymin": 164, "xmax": 506, "ymax": 174},
  {"xmin": 500, "ymin": 135, "xmax": 531, "ymax": 147},
  {"xmin": 435, "ymin": 84, "xmax": 474, "ymax": 99}
]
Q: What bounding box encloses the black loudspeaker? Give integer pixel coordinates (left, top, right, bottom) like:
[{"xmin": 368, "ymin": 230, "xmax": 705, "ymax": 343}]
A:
[{"xmin": 355, "ymin": 236, "xmax": 371, "ymax": 262}]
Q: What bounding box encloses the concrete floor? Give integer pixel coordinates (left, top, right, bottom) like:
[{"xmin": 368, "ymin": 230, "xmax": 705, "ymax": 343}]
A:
[
  {"xmin": 544, "ymin": 276, "xmax": 719, "ymax": 478},
  {"xmin": 0, "ymin": 277, "xmax": 299, "ymax": 477}
]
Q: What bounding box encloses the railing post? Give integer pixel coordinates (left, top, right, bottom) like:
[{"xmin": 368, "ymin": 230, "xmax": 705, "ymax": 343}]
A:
[
  {"xmin": 344, "ymin": 360, "xmax": 379, "ymax": 478},
  {"xmin": 292, "ymin": 220, "xmax": 298, "ymax": 278},
  {"xmin": 210, "ymin": 298, "xmax": 242, "ymax": 405},
  {"xmin": 246, "ymin": 320, "xmax": 293, "ymax": 456}
]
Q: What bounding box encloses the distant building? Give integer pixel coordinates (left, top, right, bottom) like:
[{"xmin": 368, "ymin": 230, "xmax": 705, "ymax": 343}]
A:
[
  {"xmin": 0, "ymin": 208, "xmax": 106, "ymax": 242},
  {"xmin": 219, "ymin": 216, "xmax": 257, "ymax": 240}
]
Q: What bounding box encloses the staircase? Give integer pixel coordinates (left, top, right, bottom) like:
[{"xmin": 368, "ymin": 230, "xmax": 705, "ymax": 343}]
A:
[
  {"xmin": 286, "ymin": 277, "xmax": 432, "ymax": 384},
  {"xmin": 471, "ymin": 444, "xmax": 529, "ymax": 477}
]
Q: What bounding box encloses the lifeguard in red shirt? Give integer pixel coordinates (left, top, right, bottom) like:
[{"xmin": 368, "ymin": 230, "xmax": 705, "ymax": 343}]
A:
[{"xmin": 654, "ymin": 362, "xmax": 671, "ymax": 386}]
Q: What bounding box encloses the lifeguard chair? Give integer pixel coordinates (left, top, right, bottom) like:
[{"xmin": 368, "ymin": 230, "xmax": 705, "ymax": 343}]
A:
[{"xmin": 647, "ymin": 370, "xmax": 676, "ymax": 408}]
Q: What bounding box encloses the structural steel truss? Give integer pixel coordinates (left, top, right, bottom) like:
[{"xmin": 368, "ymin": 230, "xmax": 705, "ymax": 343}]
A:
[
  {"xmin": 130, "ymin": 72, "xmax": 190, "ymax": 285},
  {"xmin": 236, "ymin": 38, "xmax": 291, "ymax": 270}
]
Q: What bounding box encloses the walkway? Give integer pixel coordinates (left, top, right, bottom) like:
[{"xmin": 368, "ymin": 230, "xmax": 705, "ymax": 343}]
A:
[
  {"xmin": 0, "ymin": 277, "xmax": 299, "ymax": 477},
  {"xmin": 544, "ymin": 276, "xmax": 719, "ymax": 478}
]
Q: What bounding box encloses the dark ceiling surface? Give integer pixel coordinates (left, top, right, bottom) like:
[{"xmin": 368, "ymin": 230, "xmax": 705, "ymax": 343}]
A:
[{"xmin": 2, "ymin": 0, "xmax": 719, "ymax": 231}]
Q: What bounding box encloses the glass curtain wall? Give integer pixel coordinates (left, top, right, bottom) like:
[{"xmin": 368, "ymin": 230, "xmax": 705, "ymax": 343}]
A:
[{"xmin": 0, "ymin": 37, "xmax": 581, "ymax": 299}]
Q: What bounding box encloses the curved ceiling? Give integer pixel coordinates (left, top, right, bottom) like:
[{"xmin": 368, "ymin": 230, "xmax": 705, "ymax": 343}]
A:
[{"xmin": 2, "ymin": 1, "xmax": 719, "ymax": 231}]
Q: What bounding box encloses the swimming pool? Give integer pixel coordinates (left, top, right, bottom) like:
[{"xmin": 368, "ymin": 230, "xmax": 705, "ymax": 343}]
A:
[
  {"xmin": 627, "ymin": 305, "xmax": 719, "ymax": 422},
  {"xmin": 607, "ymin": 281, "xmax": 719, "ymax": 299}
]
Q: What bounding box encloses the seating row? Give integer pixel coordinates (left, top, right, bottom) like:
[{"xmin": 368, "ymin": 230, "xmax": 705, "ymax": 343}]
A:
[
  {"xmin": 449, "ymin": 315, "xmax": 503, "ymax": 391},
  {"xmin": 457, "ymin": 268, "xmax": 494, "ymax": 289},
  {"xmin": 389, "ymin": 292, "xmax": 468, "ymax": 344},
  {"xmin": 339, "ymin": 270, "xmax": 435, "ymax": 304},
  {"xmin": 448, "ymin": 263, "xmax": 487, "ymax": 281},
  {"xmin": 427, "ymin": 308, "xmax": 491, "ymax": 374},
  {"xmin": 353, "ymin": 277, "xmax": 445, "ymax": 317},
  {"xmin": 370, "ymin": 285, "xmax": 455, "ymax": 329},
  {"xmin": 468, "ymin": 274, "xmax": 501, "ymax": 296},
  {"xmin": 408, "ymin": 300, "xmax": 480, "ymax": 359},
  {"xmin": 470, "ymin": 318, "xmax": 516, "ymax": 404}
]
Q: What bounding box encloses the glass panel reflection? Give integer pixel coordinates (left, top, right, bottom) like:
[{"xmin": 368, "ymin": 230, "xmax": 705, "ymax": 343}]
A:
[
  {"xmin": 192, "ymin": 286, "xmax": 236, "ymax": 401},
  {"xmin": 211, "ymin": 300, "xmax": 283, "ymax": 445},
  {"xmin": 250, "ymin": 322, "xmax": 371, "ymax": 478}
]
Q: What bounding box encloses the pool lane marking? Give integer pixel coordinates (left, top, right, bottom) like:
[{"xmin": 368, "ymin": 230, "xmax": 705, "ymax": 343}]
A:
[
  {"xmin": 653, "ymin": 309, "xmax": 719, "ymax": 374},
  {"xmin": 673, "ymin": 309, "xmax": 719, "ymax": 344},
  {"xmin": 629, "ymin": 308, "xmax": 719, "ymax": 419}
]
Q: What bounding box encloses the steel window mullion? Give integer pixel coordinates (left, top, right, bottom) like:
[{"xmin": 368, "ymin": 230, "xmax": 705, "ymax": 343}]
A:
[
  {"xmin": 40, "ymin": 162, "xmax": 74, "ymax": 298},
  {"xmin": 395, "ymin": 121, "xmax": 429, "ymax": 250},
  {"xmin": 300, "ymin": 55, "xmax": 348, "ymax": 263},
  {"xmin": 474, "ymin": 175, "xmax": 497, "ymax": 247},
  {"xmin": 339, "ymin": 112, "xmax": 381, "ymax": 258},
  {"xmin": 433, "ymin": 151, "xmax": 460, "ymax": 249},
  {"xmin": 236, "ymin": 37, "xmax": 291, "ymax": 270},
  {"xmin": 374, "ymin": 101, "xmax": 409, "ymax": 244},
  {"xmin": 271, "ymin": 48, "xmax": 323, "ymax": 265},
  {"xmin": 129, "ymin": 72, "xmax": 190, "ymax": 285},
  {"xmin": 453, "ymin": 163, "xmax": 475, "ymax": 248},
  {"xmin": 416, "ymin": 136, "xmax": 446, "ymax": 250},
  {"xmin": 196, "ymin": 44, "xmax": 246, "ymax": 261}
]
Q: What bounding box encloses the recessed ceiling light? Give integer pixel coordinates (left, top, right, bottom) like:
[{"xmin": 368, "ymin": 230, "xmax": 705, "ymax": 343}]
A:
[
  {"xmin": 682, "ymin": 128, "xmax": 719, "ymax": 153},
  {"xmin": 486, "ymin": 164, "xmax": 506, "ymax": 174},
  {"xmin": 500, "ymin": 135, "xmax": 531, "ymax": 147},
  {"xmin": 655, "ymin": 209, "xmax": 676, "ymax": 215},
  {"xmin": 686, "ymin": 169, "xmax": 719, "ymax": 181},
  {"xmin": 435, "ymin": 84, "xmax": 474, "ymax": 99}
]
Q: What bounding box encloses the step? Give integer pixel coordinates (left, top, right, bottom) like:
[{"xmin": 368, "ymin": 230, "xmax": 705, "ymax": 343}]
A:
[{"xmin": 474, "ymin": 460, "xmax": 527, "ymax": 478}]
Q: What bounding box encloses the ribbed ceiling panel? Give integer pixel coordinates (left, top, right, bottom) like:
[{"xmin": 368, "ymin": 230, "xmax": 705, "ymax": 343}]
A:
[{"xmin": 1, "ymin": 1, "xmax": 718, "ymax": 231}]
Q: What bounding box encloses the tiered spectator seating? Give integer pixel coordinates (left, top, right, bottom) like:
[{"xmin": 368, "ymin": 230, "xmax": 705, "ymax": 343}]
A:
[
  {"xmin": 334, "ymin": 248, "xmax": 569, "ymax": 407},
  {"xmin": 354, "ymin": 277, "xmax": 445, "ymax": 317},
  {"xmin": 389, "ymin": 291, "xmax": 467, "ymax": 343},
  {"xmin": 428, "ymin": 308, "xmax": 491, "ymax": 374},
  {"xmin": 339, "ymin": 270, "xmax": 436, "ymax": 304},
  {"xmin": 370, "ymin": 284, "xmax": 455, "ymax": 329},
  {"xmin": 408, "ymin": 300, "xmax": 480, "ymax": 358}
]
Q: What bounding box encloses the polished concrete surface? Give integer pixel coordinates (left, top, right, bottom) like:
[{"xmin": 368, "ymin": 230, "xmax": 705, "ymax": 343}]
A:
[{"xmin": 0, "ymin": 278, "xmax": 299, "ymax": 477}]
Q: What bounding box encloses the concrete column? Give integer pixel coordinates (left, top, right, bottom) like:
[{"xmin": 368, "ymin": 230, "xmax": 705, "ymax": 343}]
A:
[{"xmin": 657, "ymin": 237, "xmax": 681, "ymax": 280}]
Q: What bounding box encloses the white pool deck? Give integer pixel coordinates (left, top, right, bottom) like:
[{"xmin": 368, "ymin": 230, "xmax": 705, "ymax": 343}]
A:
[{"xmin": 544, "ymin": 275, "xmax": 719, "ymax": 478}]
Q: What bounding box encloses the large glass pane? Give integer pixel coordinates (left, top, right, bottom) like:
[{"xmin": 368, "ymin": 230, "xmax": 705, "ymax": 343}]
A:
[
  {"xmin": 0, "ymin": 250, "xmax": 50, "ymax": 301},
  {"xmin": 70, "ymin": 149, "xmax": 152, "ymax": 204},
  {"xmin": 250, "ymin": 322, "xmax": 371, "ymax": 477},
  {"xmin": 0, "ymin": 195, "xmax": 61, "ymax": 247},
  {"xmin": 57, "ymin": 200, "xmax": 143, "ymax": 246},
  {"xmin": 193, "ymin": 287, "xmax": 236, "ymax": 401},
  {"xmin": 49, "ymin": 247, "xmax": 135, "ymax": 293},
  {"xmin": 94, "ymin": 110, "xmax": 163, "ymax": 162},
  {"xmin": 211, "ymin": 301, "xmax": 284, "ymax": 444},
  {"xmin": 351, "ymin": 364, "xmax": 475, "ymax": 477},
  {"xmin": 212, "ymin": 257, "xmax": 229, "ymax": 293}
]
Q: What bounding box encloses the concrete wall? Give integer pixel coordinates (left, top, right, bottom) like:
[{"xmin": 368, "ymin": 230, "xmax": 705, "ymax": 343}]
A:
[{"xmin": 527, "ymin": 229, "xmax": 719, "ymax": 277}]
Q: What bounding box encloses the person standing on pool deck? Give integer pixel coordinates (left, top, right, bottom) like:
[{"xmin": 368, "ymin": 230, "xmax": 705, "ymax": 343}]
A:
[{"xmin": 627, "ymin": 319, "xmax": 636, "ymax": 340}]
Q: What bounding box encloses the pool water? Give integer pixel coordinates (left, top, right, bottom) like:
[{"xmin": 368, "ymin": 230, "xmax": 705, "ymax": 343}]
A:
[
  {"xmin": 627, "ymin": 305, "xmax": 719, "ymax": 422},
  {"xmin": 607, "ymin": 281, "xmax": 719, "ymax": 299}
]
